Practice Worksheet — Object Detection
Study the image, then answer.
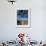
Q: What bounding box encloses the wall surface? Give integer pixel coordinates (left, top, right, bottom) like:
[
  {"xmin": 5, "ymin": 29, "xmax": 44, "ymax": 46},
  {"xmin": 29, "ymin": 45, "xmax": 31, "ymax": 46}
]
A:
[{"xmin": 0, "ymin": 0, "xmax": 46, "ymax": 42}]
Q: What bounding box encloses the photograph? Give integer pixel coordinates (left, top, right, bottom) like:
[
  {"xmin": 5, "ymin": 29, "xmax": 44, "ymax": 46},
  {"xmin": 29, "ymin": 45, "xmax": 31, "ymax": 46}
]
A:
[
  {"xmin": 16, "ymin": 8, "xmax": 31, "ymax": 28},
  {"xmin": 17, "ymin": 10, "xmax": 28, "ymax": 25}
]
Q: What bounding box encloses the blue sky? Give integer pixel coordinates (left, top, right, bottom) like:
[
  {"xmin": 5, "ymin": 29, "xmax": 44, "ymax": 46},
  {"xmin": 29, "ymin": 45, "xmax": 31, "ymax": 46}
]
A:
[
  {"xmin": 17, "ymin": 10, "xmax": 28, "ymax": 18},
  {"xmin": 17, "ymin": 10, "xmax": 28, "ymax": 21},
  {"xmin": 17, "ymin": 15, "xmax": 28, "ymax": 21}
]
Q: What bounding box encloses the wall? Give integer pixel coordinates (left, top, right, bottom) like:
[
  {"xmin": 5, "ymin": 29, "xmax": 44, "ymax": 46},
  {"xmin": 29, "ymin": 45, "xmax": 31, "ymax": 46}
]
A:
[{"xmin": 0, "ymin": 0, "xmax": 46, "ymax": 42}]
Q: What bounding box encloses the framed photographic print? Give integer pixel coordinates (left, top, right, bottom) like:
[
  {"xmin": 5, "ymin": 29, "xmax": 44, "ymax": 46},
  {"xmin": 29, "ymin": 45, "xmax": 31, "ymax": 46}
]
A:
[{"xmin": 16, "ymin": 8, "xmax": 31, "ymax": 28}]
